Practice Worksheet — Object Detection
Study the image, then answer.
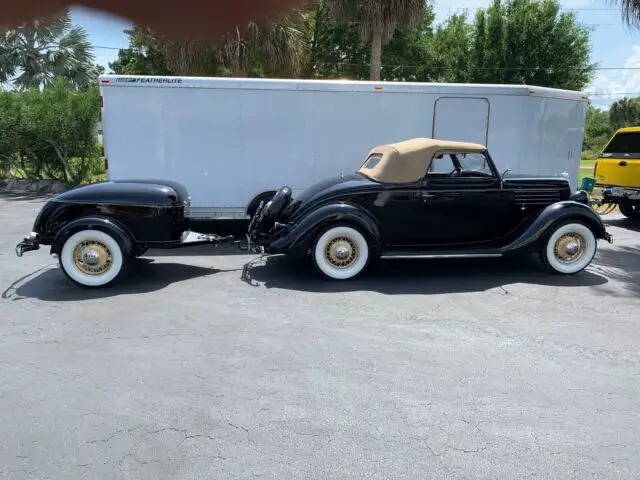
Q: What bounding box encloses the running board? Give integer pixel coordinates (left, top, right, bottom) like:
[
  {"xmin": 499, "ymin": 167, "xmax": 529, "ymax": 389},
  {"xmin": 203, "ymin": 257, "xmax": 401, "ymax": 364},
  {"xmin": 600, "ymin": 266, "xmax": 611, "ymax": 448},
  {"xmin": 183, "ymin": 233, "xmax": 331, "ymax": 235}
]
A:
[{"xmin": 380, "ymin": 250, "xmax": 503, "ymax": 259}]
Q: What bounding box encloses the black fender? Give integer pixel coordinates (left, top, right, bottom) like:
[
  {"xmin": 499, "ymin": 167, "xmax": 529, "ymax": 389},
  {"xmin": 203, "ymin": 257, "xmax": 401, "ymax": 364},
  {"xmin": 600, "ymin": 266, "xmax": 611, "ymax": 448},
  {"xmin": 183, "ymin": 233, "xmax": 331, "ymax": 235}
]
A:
[
  {"xmin": 246, "ymin": 190, "xmax": 278, "ymax": 218},
  {"xmin": 50, "ymin": 216, "xmax": 136, "ymax": 256},
  {"xmin": 265, "ymin": 202, "xmax": 382, "ymax": 258},
  {"xmin": 500, "ymin": 200, "xmax": 608, "ymax": 253}
]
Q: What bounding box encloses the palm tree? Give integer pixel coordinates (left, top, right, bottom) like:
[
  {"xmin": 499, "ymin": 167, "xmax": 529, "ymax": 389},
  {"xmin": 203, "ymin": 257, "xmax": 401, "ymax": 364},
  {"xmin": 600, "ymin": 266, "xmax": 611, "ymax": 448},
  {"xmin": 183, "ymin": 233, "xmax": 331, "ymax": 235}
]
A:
[
  {"xmin": 326, "ymin": 0, "xmax": 427, "ymax": 81},
  {"xmin": 161, "ymin": 11, "xmax": 308, "ymax": 78},
  {"xmin": 613, "ymin": 0, "xmax": 640, "ymax": 27},
  {"xmin": 0, "ymin": 9, "xmax": 97, "ymax": 90},
  {"xmin": 609, "ymin": 96, "xmax": 640, "ymax": 130}
]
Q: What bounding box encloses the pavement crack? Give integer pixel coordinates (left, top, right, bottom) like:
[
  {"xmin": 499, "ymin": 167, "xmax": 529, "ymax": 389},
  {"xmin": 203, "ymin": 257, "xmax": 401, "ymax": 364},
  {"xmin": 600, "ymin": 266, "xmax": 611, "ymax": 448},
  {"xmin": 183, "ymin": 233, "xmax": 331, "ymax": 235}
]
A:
[
  {"xmin": 87, "ymin": 426, "xmax": 144, "ymax": 444},
  {"xmin": 148, "ymin": 427, "xmax": 188, "ymax": 436},
  {"xmin": 408, "ymin": 436, "xmax": 443, "ymax": 457},
  {"xmin": 104, "ymin": 333, "xmax": 203, "ymax": 341},
  {"xmin": 227, "ymin": 421, "xmax": 250, "ymax": 434},
  {"xmin": 227, "ymin": 421, "xmax": 253, "ymax": 444},
  {"xmin": 449, "ymin": 445, "xmax": 488, "ymax": 454}
]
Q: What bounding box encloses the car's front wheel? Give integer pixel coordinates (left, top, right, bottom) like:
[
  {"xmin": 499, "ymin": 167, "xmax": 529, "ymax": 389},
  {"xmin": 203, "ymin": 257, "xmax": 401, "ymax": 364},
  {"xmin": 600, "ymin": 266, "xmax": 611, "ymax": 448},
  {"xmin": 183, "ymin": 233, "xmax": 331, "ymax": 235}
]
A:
[
  {"xmin": 312, "ymin": 225, "xmax": 371, "ymax": 280},
  {"xmin": 59, "ymin": 229, "xmax": 128, "ymax": 287},
  {"xmin": 539, "ymin": 221, "xmax": 597, "ymax": 275}
]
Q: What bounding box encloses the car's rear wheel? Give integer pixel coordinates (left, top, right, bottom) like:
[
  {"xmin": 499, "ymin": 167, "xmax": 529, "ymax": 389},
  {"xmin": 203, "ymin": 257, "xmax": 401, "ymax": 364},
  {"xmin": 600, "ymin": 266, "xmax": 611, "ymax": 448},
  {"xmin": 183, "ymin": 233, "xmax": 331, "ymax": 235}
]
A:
[
  {"xmin": 539, "ymin": 221, "xmax": 597, "ymax": 275},
  {"xmin": 619, "ymin": 198, "xmax": 640, "ymax": 219},
  {"xmin": 312, "ymin": 225, "xmax": 371, "ymax": 280},
  {"xmin": 59, "ymin": 229, "xmax": 127, "ymax": 287}
]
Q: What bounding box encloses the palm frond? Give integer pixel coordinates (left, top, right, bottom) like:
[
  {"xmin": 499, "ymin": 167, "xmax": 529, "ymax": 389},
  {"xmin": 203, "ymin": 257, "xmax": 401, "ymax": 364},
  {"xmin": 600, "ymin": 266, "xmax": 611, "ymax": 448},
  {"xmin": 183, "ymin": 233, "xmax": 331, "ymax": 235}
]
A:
[
  {"xmin": 0, "ymin": 8, "xmax": 97, "ymax": 90},
  {"xmin": 327, "ymin": 0, "xmax": 428, "ymax": 43},
  {"xmin": 159, "ymin": 9, "xmax": 308, "ymax": 78},
  {"xmin": 608, "ymin": 0, "xmax": 640, "ymax": 26}
]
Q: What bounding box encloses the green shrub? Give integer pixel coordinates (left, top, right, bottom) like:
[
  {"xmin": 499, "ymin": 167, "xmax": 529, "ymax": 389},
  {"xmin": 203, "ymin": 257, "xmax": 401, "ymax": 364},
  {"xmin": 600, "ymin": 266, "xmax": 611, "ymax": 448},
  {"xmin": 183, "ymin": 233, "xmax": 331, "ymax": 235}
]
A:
[{"xmin": 0, "ymin": 79, "xmax": 102, "ymax": 186}]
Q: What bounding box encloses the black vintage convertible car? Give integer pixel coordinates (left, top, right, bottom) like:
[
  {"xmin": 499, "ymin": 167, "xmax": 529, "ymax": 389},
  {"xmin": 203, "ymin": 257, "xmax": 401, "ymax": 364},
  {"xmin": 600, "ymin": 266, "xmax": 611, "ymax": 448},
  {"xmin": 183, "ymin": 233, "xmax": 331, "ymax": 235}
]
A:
[
  {"xmin": 15, "ymin": 179, "xmax": 235, "ymax": 287},
  {"xmin": 15, "ymin": 137, "xmax": 613, "ymax": 287},
  {"xmin": 246, "ymin": 137, "xmax": 613, "ymax": 280}
]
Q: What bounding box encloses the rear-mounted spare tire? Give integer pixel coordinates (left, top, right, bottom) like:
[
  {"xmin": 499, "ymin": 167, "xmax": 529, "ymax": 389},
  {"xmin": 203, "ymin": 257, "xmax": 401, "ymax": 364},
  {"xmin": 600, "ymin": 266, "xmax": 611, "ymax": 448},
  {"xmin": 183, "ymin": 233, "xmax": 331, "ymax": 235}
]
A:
[{"xmin": 257, "ymin": 186, "xmax": 292, "ymax": 229}]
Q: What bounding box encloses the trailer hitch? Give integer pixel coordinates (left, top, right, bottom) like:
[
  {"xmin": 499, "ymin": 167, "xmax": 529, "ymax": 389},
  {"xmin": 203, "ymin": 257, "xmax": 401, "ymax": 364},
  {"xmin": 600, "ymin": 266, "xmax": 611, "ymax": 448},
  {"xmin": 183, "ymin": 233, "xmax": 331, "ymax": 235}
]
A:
[{"xmin": 235, "ymin": 234, "xmax": 264, "ymax": 253}]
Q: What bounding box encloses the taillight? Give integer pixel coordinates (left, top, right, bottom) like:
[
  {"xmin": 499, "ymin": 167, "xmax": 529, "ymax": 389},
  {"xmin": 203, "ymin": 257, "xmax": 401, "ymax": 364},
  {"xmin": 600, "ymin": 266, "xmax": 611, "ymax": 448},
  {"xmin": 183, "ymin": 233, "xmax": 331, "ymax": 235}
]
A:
[{"xmin": 100, "ymin": 95, "xmax": 103, "ymax": 108}]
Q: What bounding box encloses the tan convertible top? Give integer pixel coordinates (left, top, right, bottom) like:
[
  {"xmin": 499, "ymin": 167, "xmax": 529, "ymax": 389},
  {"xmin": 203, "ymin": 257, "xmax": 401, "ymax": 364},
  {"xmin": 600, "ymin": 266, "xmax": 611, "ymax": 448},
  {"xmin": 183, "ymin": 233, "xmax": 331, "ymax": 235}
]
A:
[{"xmin": 357, "ymin": 137, "xmax": 487, "ymax": 183}]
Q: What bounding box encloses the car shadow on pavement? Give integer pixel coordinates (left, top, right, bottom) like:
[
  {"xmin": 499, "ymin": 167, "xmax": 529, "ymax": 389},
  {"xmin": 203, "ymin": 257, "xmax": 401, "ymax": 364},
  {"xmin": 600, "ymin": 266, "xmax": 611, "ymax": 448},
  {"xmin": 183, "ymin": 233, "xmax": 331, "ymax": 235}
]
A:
[
  {"xmin": 603, "ymin": 217, "xmax": 640, "ymax": 233},
  {"xmin": 590, "ymin": 245, "xmax": 640, "ymax": 297},
  {"xmin": 240, "ymin": 254, "xmax": 610, "ymax": 294},
  {"xmin": 2, "ymin": 259, "xmax": 233, "ymax": 302}
]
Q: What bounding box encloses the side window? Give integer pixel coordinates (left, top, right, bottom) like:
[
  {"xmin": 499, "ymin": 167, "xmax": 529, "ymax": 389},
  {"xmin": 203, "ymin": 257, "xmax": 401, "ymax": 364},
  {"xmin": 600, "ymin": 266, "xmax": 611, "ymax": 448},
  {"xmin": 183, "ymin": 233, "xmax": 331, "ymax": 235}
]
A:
[
  {"xmin": 457, "ymin": 152, "xmax": 493, "ymax": 175},
  {"xmin": 428, "ymin": 154, "xmax": 455, "ymax": 174}
]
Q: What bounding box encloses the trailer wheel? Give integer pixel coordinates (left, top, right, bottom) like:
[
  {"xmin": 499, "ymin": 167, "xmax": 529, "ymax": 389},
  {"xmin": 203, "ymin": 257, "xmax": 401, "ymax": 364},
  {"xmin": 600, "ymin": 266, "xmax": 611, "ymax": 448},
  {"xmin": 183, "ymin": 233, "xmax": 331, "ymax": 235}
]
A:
[
  {"xmin": 311, "ymin": 225, "xmax": 371, "ymax": 280},
  {"xmin": 59, "ymin": 229, "xmax": 128, "ymax": 287},
  {"xmin": 619, "ymin": 199, "xmax": 640, "ymax": 219}
]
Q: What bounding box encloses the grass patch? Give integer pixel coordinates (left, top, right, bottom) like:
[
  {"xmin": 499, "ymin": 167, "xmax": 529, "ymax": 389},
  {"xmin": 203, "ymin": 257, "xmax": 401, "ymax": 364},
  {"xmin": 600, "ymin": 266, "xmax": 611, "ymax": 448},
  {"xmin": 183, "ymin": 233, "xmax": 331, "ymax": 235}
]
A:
[
  {"xmin": 578, "ymin": 158, "xmax": 620, "ymax": 214},
  {"xmin": 578, "ymin": 159, "xmax": 595, "ymax": 187}
]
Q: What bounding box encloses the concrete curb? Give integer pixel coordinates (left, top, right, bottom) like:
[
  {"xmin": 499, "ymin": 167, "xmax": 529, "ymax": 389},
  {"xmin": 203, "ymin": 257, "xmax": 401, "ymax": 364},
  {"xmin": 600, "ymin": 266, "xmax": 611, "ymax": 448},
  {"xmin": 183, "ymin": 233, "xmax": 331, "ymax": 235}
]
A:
[{"xmin": 0, "ymin": 178, "xmax": 68, "ymax": 196}]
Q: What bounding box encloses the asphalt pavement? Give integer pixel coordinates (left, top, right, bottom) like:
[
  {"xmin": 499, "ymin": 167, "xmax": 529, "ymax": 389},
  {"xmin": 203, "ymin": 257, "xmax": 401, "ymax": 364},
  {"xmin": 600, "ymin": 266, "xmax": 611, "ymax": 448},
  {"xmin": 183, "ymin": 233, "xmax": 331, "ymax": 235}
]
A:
[{"xmin": 1, "ymin": 191, "xmax": 639, "ymax": 480}]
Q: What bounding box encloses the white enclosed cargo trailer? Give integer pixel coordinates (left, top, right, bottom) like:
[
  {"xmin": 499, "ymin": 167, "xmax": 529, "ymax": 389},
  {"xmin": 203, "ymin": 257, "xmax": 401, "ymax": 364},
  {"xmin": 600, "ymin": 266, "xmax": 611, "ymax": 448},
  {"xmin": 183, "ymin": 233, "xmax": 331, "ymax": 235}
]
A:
[{"xmin": 98, "ymin": 75, "xmax": 588, "ymax": 220}]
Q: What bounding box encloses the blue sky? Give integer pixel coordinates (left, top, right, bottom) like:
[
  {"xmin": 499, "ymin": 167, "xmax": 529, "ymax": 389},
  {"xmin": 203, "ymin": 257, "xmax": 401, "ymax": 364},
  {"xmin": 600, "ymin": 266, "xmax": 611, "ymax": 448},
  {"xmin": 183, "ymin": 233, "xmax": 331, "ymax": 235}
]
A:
[{"xmin": 71, "ymin": 0, "xmax": 640, "ymax": 109}]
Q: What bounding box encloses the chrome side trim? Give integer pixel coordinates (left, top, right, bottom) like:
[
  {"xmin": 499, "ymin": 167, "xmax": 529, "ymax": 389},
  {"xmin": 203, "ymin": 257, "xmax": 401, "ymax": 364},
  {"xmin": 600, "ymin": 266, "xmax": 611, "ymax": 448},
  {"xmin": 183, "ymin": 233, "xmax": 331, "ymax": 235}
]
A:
[{"xmin": 380, "ymin": 253, "xmax": 503, "ymax": 259}]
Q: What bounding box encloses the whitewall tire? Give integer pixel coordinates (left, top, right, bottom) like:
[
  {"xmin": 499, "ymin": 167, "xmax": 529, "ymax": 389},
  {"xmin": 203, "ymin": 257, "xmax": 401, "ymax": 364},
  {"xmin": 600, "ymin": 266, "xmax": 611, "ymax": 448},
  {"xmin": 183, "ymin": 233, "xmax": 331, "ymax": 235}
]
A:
[
  {"xmin": 59, "ymin": 229, "xmax": 126, "ymax": 287},
  {"xmin": 312, "ymin": 225, "xmax": 370, "ymax": 280},
  {"xmin": 540, "ymin": 222, "xmax": 597, "ymax": 275}
]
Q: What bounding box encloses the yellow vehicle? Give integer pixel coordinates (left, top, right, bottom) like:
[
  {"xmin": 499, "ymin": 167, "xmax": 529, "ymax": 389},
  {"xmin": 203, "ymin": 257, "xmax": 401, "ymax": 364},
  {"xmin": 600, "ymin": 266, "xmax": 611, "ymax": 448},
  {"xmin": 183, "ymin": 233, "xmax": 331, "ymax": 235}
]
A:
[{"xmin": 593, "ymin": 126, "xmax": 640, "ymax": 218}]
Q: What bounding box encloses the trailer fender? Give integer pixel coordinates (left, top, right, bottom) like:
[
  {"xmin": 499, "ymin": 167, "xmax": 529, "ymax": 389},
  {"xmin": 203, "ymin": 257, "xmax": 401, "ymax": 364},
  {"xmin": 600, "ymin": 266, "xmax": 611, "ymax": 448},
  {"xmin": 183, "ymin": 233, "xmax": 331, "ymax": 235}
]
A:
[
  {"xmin": 266, "ymin": 202, "xmax": 382, "ymax": 258},
  {"xmin": 500, "ymin": 200, "xmax": 608, "ymax": 254},
  {"xmin": 51, "ymin": 216, "xmax": 135, "ymax": 256}
]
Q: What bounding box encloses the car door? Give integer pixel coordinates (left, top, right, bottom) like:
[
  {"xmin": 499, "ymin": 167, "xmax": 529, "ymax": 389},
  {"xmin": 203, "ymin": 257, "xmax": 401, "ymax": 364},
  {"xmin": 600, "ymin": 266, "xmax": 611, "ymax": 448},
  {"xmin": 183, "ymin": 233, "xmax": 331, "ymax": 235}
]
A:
[
  {"xmin": 374, "ymin": 183, "xmax": 427, "ymax": 246},
  {"xmin": 416, "ymin": 152, "xmax": 510, "ymax": 246}
]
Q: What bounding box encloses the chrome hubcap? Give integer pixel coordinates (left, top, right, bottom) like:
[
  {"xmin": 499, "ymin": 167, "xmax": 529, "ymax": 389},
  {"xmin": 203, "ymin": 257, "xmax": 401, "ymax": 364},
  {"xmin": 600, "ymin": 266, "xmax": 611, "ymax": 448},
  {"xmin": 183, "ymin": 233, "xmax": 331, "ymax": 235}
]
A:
[
  {"xmin": 554, "ymin": 233, "xmax": 586, "ymax": 264},
  {"xmin": 325, "ymin": 237, "xmax": 358, "ymax": 268},
  {"xmin": 72, "ymin": 240, "xmax": 113, "ymax": 275}
]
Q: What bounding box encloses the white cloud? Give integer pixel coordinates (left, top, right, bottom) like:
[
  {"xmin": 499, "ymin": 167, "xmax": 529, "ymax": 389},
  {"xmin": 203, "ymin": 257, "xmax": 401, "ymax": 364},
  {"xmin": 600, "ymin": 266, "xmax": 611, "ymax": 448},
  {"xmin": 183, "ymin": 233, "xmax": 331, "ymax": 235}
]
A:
[{"xmin": 585, "ymin": 44, "xmax": 640, "ymax": 108}]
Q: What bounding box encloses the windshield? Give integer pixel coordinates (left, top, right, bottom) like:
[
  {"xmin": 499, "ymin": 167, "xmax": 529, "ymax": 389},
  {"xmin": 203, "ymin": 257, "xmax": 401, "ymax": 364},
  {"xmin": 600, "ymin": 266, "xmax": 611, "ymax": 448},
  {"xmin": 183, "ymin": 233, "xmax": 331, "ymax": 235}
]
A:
[{"xmin": 601, "ymin": 131, "xmax": 640, "ymax": 158}]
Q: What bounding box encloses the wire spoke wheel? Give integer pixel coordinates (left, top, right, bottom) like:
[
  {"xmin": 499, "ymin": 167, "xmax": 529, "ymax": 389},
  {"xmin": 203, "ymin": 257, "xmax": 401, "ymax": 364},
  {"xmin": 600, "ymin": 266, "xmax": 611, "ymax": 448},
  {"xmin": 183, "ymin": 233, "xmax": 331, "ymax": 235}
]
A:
[
  {"xmin": 313, "ymin": 225, "xmax": 371, "ymax": 280},
  {"xmin": 553, "ymin": 233, "xmax": 586, "ymax": 265},
  {"xmin": 540, "ymin": 222, "xmax": 597, "ymax": 275},
  {"xmin": 59, "ymin": 229, "xmax": 126, "ymax": 287},
  {"xmin": 72, "ymin": 239, "xmax": 114, "ymax": 275},
  {"xmin": 324, "ymin": 236, "xmax": 359, "ymax": 269}
]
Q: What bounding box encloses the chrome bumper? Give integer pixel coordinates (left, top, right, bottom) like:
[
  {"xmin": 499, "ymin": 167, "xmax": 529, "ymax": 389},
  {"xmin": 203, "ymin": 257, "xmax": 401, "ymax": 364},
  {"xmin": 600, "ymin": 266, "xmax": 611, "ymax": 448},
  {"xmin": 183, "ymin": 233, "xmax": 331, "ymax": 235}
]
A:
[{"xmin": 15, "ymin": 232, "xmax": 40, "ymax": 257}]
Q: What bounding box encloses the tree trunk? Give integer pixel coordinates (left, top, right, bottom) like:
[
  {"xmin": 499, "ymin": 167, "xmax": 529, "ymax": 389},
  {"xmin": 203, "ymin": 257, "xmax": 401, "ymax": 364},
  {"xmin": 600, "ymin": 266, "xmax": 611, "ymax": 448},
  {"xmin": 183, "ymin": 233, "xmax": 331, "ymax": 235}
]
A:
[
  {"xmin": 369, "ymin": 30, "xmax": 382, "ymax": 81},
  {"xmin": 305, "ymin": 3, "xmax": 325, "ymax": 78}
]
